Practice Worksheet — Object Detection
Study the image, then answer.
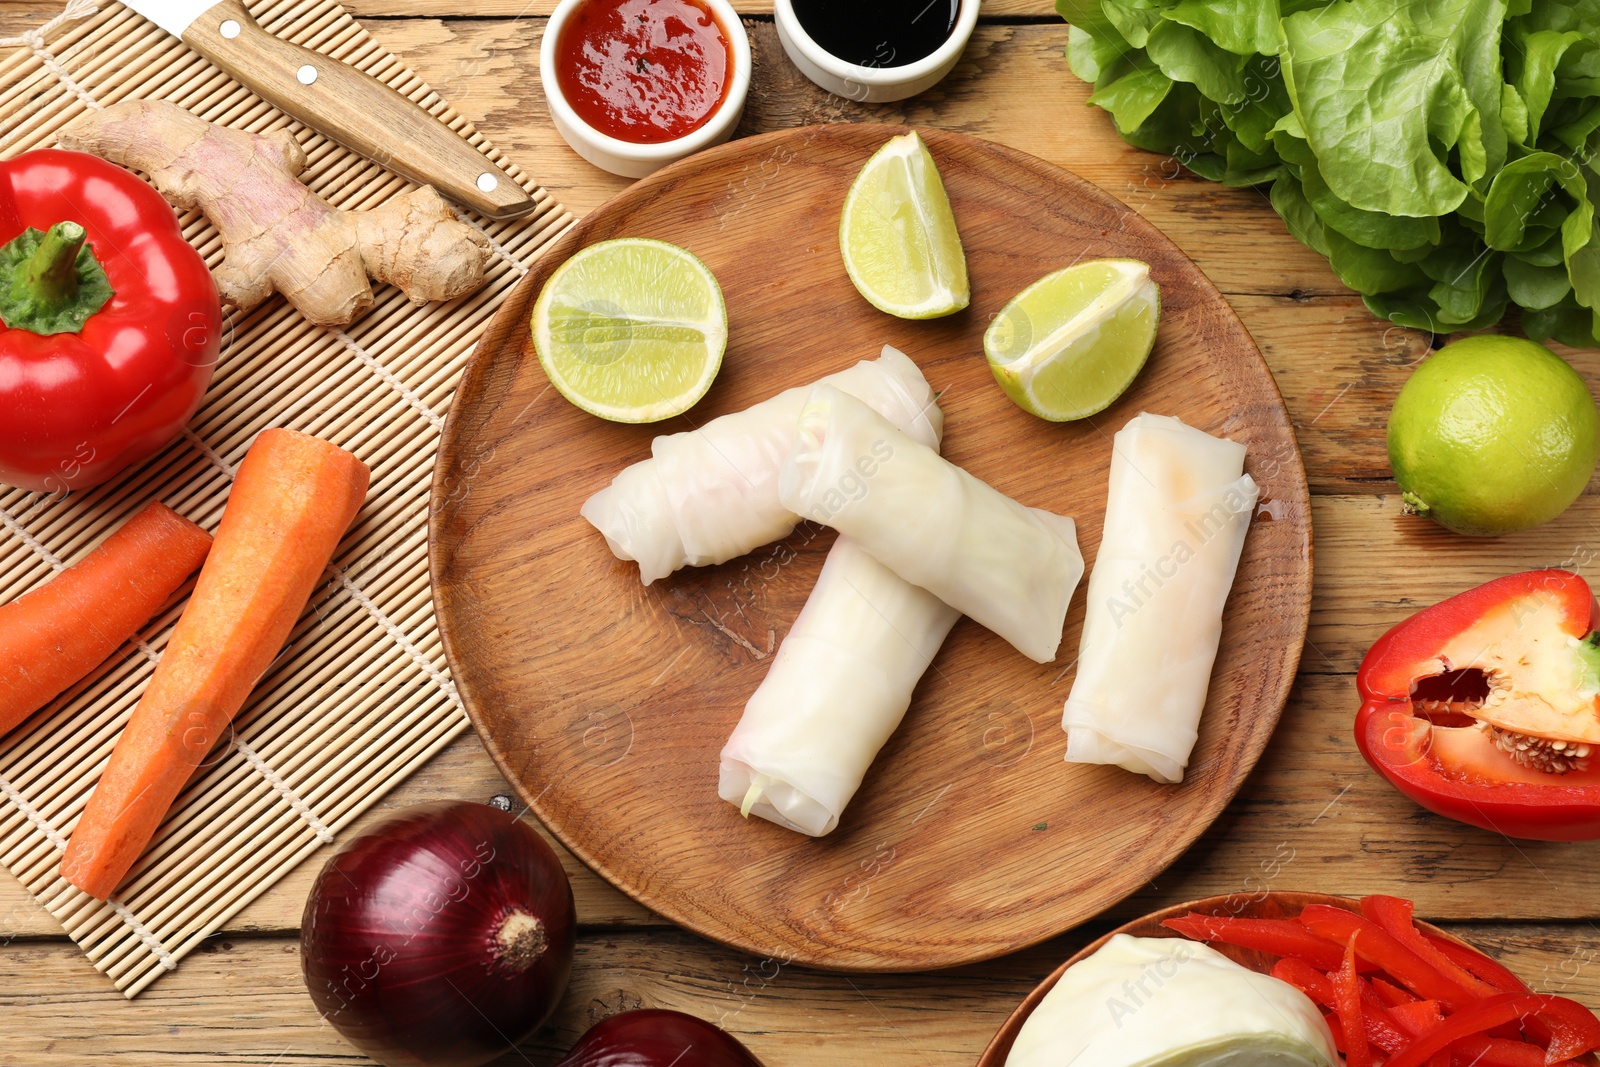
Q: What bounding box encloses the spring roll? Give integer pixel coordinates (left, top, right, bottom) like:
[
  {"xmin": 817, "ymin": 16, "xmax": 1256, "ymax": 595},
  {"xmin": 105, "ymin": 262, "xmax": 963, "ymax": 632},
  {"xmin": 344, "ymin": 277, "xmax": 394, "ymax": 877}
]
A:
[
  {"xmin": 582, "ymin": 346, "xmax": 942, "ymax": 583},
  {"xmin": 1062, "ymin": 412, "xmax": 1259, "ymax": 783},
  {"xmin": 719, "ymin": 536, "xmax": 960, "ymax": 836},
  {"xmin": 778, "ymin": 385, "xmax": 1083, "ymax": 663}
]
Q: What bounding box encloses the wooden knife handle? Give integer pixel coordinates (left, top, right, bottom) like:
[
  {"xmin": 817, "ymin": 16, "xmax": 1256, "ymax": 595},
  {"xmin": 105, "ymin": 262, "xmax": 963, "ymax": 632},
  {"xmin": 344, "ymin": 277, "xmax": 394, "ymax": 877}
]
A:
[{"xmin": 183, "ymin": 0, "xmax": 534, "ymax": 219}]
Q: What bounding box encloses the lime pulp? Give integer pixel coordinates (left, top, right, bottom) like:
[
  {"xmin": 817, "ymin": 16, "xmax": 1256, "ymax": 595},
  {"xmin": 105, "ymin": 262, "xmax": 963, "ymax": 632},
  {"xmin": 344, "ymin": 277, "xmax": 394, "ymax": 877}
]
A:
[{"xmin": 531, "ymin": 237, "xmax": 727, "ymax": 424}]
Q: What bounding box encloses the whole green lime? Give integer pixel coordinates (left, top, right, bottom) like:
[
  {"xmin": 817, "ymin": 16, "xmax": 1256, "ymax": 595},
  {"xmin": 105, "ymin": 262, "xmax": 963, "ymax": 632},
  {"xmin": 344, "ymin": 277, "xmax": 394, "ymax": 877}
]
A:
[{"xmin": 1388, "ymin": 335, "xmax": 1599, "ymax": 536}]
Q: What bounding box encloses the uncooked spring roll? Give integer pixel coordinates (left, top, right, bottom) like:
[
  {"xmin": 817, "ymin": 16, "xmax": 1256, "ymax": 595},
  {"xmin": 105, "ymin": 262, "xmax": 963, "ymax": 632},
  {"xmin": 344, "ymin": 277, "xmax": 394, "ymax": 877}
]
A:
[
  {"xmin": 1062, "ymin": 412, "xmax": 1259, "ymax": 783},
  {"xmin": 778, "ymin": 385, "xmax": 1083, "ymax": 663},
  {"xmin": 582, "ymin": 346, "xmax": 942, "ymax": 583},
  {"xmin": 719, "ymin": 536, "xmax": 960, "ymax": 836}
]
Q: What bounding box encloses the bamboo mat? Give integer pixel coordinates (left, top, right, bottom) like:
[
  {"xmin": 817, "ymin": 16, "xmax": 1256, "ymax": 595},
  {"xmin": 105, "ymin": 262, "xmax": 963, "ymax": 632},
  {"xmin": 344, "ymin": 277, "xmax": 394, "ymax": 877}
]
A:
[{"xmin": 0, "ymin": 0, "xmax": 572, "ymax": 996}]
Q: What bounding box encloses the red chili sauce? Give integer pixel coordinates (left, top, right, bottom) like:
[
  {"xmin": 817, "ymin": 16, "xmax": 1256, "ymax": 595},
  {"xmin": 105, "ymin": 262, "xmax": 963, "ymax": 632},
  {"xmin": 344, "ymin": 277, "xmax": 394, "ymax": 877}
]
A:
[{"xmin": 556, "ymin": 0, "xmax": 733, "ymax": 144}]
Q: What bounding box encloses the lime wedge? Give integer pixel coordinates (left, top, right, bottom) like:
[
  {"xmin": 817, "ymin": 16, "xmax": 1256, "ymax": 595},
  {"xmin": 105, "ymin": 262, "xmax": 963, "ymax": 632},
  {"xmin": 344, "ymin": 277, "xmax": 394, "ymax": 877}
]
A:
[
  {"xmin": 532, "ymin": 238, "xmax": 727, "ymax": 423},
  {"xmin": 984, "ymin": 259, "xmax": 1160, "ymax": 422},
  {"xmin": 839, "ymin": 131, "xmax": 970, "ymax": 320}
]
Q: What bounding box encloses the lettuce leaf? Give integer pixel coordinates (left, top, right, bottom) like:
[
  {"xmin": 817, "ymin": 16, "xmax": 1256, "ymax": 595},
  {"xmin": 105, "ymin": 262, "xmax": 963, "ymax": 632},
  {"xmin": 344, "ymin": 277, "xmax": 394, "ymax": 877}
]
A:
[
  {"xmin": 1059, "ymin": 0, "xmax": 1600, "ymax": 344},
  {"xmin": 1147, "ymin": 19, "xmax": 1249, "ymax": 103},
  {"xmin": 1163, "ymin": 0, "xmax": 1284, "ymax": 55},
  {"xmin": 1088, "ymin": 56, "xmax": 1176, "ymax": 133},
  {"xmin": 1279, "ymin": 0, "xmax": 1503, "ymax": 216}
]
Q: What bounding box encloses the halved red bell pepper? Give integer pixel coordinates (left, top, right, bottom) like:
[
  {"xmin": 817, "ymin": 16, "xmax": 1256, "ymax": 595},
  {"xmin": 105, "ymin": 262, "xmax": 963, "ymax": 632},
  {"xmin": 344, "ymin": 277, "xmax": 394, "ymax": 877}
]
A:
[{"xmin": 1355, "ymin": 570, "xmax": 1600, "ymax": 841}]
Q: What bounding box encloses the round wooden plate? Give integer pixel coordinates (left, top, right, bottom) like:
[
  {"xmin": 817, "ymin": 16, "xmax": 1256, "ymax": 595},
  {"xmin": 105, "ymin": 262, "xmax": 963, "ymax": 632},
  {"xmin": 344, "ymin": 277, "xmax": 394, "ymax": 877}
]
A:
[
  {"xmin": 429, "ymin": 124, "xmax": 1312, "ymax": 971},
  {"xmin": 976, "ymin": 892, "xmax": 1476, "ymax": 1066}
]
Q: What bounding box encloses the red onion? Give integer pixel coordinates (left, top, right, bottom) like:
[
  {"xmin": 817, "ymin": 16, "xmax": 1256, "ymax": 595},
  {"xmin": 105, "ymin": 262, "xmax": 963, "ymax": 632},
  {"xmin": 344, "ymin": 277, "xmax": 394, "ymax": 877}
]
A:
[
  {"xmin": 555, "ymin": 1010, "xmax": 765, "ymax": 1066},
  {"xmin": 301, "ymin": 801, "xmax": 576, "ymax": 1067}
]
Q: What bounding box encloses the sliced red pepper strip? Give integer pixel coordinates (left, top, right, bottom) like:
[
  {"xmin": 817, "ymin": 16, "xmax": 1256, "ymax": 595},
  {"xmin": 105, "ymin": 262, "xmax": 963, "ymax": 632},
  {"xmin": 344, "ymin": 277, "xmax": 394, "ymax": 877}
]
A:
[
  {"xmin": 1163, "ymin": 913, "xmax": 1352, "ymax": 971},
  {"xmin": 1448, "ymin": 1035, "xmax": 1565, "ymax": 1067},
  {"xmin": 1300, "ymin": 904, "xmax": 1478, "ymax": 1007},
  {"xmin": 1272, "ymin": 957, "xmax": 1331, "ymax": 999},
  {"xmin": 1376, "ymin": 976, "xmax": 1422, "ymax": 1007},
  {"xmin": 1269, "ymin": 958, "xmax": 1409, "ymax": 1054},
  {"xmin": 1412, "ymin": 932, "xmax": 1545, "ymax": 1044},
  {"xmin": 1382, "ymin": 997, "xmax": 1548, "ymax": 1067},
  {"xmin": 1361, "ymin": 977, "xmax": 1422, "ymax": 1054},
  {"xmin": 1363, "ymin": 895, "xmax": 1500, "ymax": 999},
  {"xmin": 1383, "ymin": 994, "xmax": 1600, "ymax": 1067},
  {"xmin": 1424, "ymin": 933, "xmax": 1532, "ymax": 994},
  {"xmin": 1335, "ymin": 935, "xmax": 1374, "ymax": 1067},
  {"xmin": 1325, "ymin": 1012, "xmax": 1348, "ymax": 1055},
  {"xmin": 1391, "ymin": 999, "xmax": 1447, "ymax": 1038}
]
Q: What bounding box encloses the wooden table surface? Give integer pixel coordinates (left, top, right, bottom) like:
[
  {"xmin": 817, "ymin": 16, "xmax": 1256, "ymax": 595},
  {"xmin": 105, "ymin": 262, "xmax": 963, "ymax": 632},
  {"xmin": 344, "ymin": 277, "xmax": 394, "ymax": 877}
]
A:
[{"xmin": 3, "ymin": 2, "xmax": 1600, "ymax": 1064}]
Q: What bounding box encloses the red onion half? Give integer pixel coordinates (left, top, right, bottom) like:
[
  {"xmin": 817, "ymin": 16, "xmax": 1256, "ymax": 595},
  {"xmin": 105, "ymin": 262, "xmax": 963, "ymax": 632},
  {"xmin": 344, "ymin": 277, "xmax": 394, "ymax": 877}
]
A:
[
  {"xmin": 555, "ymin": 1010, "xmax": 766, "ymax": 1066},
  {"xmin": 301, "ymin": 801, "xmax": 576, "ymax": 1067}
]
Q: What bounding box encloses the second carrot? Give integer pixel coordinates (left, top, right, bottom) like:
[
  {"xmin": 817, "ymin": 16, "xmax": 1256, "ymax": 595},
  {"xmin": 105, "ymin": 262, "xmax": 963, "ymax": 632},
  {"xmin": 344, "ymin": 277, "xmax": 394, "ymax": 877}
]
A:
[{"xmin": 62, "ymin": 429, "xmax": 370, "ymax": 900}]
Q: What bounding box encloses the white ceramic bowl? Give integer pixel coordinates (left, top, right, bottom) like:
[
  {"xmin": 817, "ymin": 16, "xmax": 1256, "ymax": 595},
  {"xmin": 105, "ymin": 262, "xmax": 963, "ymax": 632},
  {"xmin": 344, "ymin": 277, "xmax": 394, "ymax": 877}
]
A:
[
  {"xmin": 772, "ymin": 0, "xmax": 980, "ymax": 103},
  {"xmin": 541, "ymin": 0, "xmax": 752, "ymax": 178}
]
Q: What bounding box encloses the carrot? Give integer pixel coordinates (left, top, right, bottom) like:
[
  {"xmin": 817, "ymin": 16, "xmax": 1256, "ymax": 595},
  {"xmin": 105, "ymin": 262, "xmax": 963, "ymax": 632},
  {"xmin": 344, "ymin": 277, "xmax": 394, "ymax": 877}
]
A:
[
  {"xmin": 0, "ymin": 502, "xmax": 211, "ymax": 737},
  {"xmin": 61, "ymin": 429, "xmax": 369, "ymax": 899}
]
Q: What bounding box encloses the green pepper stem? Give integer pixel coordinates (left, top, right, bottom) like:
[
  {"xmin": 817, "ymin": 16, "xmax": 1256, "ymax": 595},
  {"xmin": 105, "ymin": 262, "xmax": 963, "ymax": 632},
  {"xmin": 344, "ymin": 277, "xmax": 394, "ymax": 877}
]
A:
[
  {"xmin": 0, "ymin": 222, "xmax": 113, "ymax": 336},
  {"xmin": 17, "ymin": 221, "xmax": 87, "ymax": 307}
]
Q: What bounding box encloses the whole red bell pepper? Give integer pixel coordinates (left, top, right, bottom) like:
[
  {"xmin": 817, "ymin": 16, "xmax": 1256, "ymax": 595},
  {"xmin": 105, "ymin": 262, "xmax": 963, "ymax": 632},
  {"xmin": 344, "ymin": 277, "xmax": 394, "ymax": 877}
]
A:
[
  {"xmin": 0, "ymin": 149, "xmax": 220, "ymax": 493},
  {"xmin": 1354, "ymin": 570, "xmax": 1600, "ymax": 841}
]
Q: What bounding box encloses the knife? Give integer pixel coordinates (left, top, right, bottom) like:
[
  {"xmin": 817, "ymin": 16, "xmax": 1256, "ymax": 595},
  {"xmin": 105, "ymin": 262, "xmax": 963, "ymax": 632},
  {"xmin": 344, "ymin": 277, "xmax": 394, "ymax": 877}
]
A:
[{"xmin": 122, "ymin": 0, "xmax": 535, "ymax": 219}]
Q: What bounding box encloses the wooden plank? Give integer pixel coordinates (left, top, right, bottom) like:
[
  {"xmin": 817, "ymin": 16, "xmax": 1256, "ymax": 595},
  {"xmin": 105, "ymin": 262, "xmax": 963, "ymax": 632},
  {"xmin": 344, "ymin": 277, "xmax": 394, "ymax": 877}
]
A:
[
  {"xmin": 5, "ymin": 12, "xmax": 1591, "ymax": 497},
  {"xmin": 0, "ymin": 0, "xmax": 1596, "ymax": 1032},
  {"xmin": 346, "ymin": 0, "xmax": 1061, "ymax": 15},
  {"xmin": 1306, "ymin": 494, "xmax": 1600, "ymax": 672},
  {"xmin": 369, "ymin": 18, "xmax": 1349, "ymax": 296},
  {"xmin": 1124, "ymin": 671, "xmax": 1600, "ymax": 920},
  {"xmin": 0, "ymin": 731, "xmax": 654, "ymax": 941},
  {"xmin": 0, "ymin": 924, "xmax": 1595, "ymax": 1065},
  {"xmin": 19, "ymin": 609, "xmax": 1600, "ymax": 941},
  {"xmin": 0, "ymin": 0, "xmax": 53, "ymax": 33},
  {"xmin": 4, "ymin": 485, "xmax": 1600, "ymax": 939}
]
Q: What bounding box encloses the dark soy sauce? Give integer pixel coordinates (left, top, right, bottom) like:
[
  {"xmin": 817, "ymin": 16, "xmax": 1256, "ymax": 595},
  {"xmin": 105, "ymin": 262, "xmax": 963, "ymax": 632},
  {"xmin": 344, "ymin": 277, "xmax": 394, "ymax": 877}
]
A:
[{"xmin": 792, "ymin": 0, "xmax": 959, "ymax": 68}]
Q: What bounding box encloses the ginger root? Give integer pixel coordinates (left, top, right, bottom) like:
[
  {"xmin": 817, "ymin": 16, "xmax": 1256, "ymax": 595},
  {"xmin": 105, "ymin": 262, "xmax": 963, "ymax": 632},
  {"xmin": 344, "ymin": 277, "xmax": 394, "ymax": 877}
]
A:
[{"xmin": 59, "ymin": 99, "xmax": 491, "ymax": 327}]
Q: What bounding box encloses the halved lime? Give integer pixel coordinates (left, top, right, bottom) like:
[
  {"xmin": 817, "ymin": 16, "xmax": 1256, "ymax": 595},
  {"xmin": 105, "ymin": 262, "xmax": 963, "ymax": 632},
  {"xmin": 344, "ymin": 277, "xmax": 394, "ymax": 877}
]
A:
[
  {"xmin": 984, "ymin": 259, "xmax": 1160, "ymax": 422},
  {"xmin": 839, "ymin": 131, "xmax": 970, "ymax": 320},
  {"xmin": 532, "ymin": 238, "xmax": 727, "ymax": 423}
]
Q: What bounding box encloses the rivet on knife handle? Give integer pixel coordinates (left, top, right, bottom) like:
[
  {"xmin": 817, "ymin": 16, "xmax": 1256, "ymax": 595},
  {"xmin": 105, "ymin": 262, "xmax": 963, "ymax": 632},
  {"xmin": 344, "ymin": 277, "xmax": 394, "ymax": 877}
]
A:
[{"xmin": 182, "ymin": 0, "xmax": 535, "ymax": 220}]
